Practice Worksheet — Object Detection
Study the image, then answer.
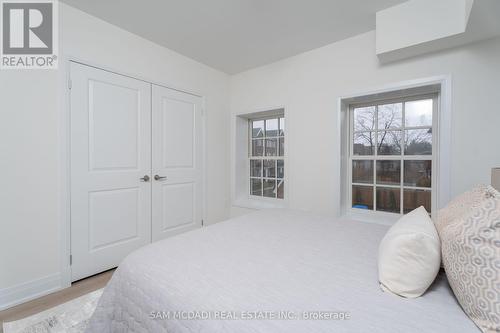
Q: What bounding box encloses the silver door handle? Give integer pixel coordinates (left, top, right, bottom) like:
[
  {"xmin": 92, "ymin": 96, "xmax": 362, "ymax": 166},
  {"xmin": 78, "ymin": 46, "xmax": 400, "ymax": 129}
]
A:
[
  {"xmin": 140, "ymin": 175, "xmax": 150, "ymax": 182},
  {"xmin": 154, "ymin": 175, "xmax": 167, "ymax": 181}
]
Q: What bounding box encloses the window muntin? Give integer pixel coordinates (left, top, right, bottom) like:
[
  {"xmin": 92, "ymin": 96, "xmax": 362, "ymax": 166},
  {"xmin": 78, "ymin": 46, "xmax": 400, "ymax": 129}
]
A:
[
  {"xmin": 249, "ymin": 117, "xmax": 285, "ymax": 199},
  {"xmin": 350, "ymin": 96, "xmax": 435, "ymax": 215}
]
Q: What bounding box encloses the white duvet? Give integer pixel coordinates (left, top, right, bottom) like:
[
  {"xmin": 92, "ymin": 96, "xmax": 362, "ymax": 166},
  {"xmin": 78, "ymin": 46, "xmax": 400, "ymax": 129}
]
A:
[{"xmin": 86, "ymin": 209, "xmax": 478, "ymax": 332}]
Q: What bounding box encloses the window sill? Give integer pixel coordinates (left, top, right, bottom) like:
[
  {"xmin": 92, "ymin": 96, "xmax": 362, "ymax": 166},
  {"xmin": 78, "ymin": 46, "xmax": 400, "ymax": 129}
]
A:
[{"xmin": 232, "ymin": 197, "xmax": 288, "ymax": 210}]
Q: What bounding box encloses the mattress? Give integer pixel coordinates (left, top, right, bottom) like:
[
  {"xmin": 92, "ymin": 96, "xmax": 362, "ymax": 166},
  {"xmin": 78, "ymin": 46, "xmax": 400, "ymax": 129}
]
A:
[{"xmin": 86, "ymin": 209, "xmax": 478, "ymax": 332}]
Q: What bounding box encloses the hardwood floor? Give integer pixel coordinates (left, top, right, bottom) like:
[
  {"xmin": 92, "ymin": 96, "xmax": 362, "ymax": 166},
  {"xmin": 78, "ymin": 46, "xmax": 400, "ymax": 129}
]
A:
[{"xmin": 0, "ymin": 269, "xmax": 114, "ymax": 333}]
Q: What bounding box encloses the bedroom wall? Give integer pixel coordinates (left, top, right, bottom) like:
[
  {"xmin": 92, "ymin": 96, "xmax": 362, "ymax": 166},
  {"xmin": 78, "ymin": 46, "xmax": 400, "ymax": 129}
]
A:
[
  {"xmin": 0, "ymin": 3, "xmax": 230, "ymax": 308},
  {"xmin": 230, "ymin": 31, "xmax": 500, "ymax": 217}
]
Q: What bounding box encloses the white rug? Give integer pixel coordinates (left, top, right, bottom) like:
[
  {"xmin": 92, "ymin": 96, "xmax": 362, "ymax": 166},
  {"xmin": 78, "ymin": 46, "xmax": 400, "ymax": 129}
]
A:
[{"xmin": 2, "ymin": 289, "xmax": 103, "ymax": 333}]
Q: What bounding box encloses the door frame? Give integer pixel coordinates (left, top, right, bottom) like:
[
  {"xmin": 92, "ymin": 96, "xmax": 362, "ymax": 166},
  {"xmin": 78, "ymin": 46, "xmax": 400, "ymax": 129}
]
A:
[{"xmin": 59, "ymin": 56, "xmax": 207, "ymax": 289}]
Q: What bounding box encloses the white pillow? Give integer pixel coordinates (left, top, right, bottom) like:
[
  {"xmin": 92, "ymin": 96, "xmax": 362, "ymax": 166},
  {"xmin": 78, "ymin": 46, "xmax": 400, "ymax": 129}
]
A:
[{"xmin": 378, "ymin": 206, "xmax": 441, "ymax": 298}]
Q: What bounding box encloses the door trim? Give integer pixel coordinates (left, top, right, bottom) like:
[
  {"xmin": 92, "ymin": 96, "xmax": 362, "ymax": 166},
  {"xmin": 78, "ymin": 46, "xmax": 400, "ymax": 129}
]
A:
[{"xmin": 59, "ymin": 56, "xmax": 207, "ymax": 289}]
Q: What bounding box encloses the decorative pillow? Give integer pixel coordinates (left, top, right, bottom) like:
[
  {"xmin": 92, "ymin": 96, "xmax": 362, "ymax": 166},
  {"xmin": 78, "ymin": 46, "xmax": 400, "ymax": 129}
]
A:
[
  {"xmin": 486, "ymin": 185, "xmax": 499, "ymax": 199},
  {"xmin": 435, "ymin": 185, "xmax": 492, "ymax": 235},
  {"xmin": 441, "ymin": 195, "xmax": 500, "ymax": 333},
  {"xmin": 378, "ymin": 206, "xmax": 441, "ymax": 298}
]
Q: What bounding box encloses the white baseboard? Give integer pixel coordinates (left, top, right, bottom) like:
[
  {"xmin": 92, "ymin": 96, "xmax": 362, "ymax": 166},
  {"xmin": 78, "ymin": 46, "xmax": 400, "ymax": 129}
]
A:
[{"xmin": 0, "ymin": 273, "xmax": 62, "ymax": 311}]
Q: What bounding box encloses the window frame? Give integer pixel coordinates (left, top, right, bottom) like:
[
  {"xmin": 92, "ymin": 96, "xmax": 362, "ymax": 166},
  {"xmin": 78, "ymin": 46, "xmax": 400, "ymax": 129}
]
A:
[
  {"xmin": 247, "ymin": 114, "xmax": 285, "ymax": 201},
  {"xmin": 347, "ymin": 93, "xmax": 439, "ymax": 218}
]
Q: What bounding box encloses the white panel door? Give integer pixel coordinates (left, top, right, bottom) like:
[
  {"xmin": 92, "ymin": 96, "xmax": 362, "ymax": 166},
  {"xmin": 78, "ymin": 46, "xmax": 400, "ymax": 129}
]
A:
[
  {"xmin": 70, "ymin": 62, "xmax": 152, "ymax": 281},
  {"xmin": 152, "ymin": 85, "xmax": 203, "ymax": 241}
]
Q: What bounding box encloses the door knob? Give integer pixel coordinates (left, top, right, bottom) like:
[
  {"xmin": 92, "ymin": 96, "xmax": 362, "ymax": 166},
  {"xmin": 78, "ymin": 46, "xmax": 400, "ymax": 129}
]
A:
[
  {"xmin": 154, "ymin": 175, "xmax": 167, "ymax": 181},
  {"xmin": 140, "ymin": 175, "xmax": 150, "ymax": 182}
]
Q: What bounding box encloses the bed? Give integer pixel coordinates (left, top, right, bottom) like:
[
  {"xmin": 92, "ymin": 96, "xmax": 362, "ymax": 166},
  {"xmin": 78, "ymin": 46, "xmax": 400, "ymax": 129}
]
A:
[{"xmin": 87, "ymin": 209, "xmax": 478, "ymax": 332}]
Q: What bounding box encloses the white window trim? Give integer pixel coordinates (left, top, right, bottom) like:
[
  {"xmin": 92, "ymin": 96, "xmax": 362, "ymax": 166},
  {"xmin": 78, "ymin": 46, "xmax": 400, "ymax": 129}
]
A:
[
  {"xmin": 248, "ymin": 115, "xmax": 285, "ymax": 200},
  {"xmin": 347, "ymin": 94, "xmax": 437, "ymax": 220},
  {"xmin": 337, "ymin": 76, "xmax": 452, "ymax": 225},
  {"xmin": 232, "ymin": 108, "xmax": 288, "ymax": 210}
]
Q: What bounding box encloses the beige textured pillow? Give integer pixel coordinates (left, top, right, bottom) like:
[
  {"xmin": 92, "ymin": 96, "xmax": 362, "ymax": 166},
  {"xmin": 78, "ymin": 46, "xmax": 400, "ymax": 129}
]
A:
[
  {"xmin": 435, "ymin": 185, "xmax": 492, "ymax": 235},
  {"xmin": 441, "ymin": 194, "xmax": 500, "ymax": 333},
  {"xmin": 378, "ymin": 206, "xmax": 441, "ymax": 298},
  {"xmin": 486, "ymin": 185, "xmax": 500, "ymax": 199}
]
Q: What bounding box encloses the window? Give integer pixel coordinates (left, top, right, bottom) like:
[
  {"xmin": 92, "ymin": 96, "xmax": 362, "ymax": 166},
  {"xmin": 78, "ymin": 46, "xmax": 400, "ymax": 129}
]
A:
[
  {"xmin": 350, "ymin": 95, "xmax": 436, "ymax": 215},
  {"xmin": 249, "ymin": 116, "xmax": 285, "ymax": 199}
]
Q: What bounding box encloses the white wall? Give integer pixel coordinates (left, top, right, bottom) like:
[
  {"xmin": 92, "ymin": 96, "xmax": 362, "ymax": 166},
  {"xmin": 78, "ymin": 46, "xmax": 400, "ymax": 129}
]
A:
[
  {"xmin": 0, "ymin": 70, "xmax": 59, "ymax": 292},
  {"xmin": 230, "ymin": 31, "xmax": 500, "ymax": 217},
  {"xmin": 0, "ymin": 3, "xmax": 230, "ymax": 306}
]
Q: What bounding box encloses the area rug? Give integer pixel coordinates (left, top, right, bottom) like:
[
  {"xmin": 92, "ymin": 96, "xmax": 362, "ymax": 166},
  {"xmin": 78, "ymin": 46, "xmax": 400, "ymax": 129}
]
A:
[{"xmin": 2, "ymin": 289, "xmax": 103, "ymax": 333}]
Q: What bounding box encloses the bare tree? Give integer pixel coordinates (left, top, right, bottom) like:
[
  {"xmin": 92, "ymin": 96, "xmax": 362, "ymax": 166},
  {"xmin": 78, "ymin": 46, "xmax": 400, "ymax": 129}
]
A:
[{"xmin": 354, "ymin": 104, "xmax": 431, "ymax": 155}]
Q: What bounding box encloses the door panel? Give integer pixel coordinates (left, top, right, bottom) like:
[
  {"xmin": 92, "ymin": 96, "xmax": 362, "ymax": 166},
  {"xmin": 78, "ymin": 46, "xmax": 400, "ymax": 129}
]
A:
[
  {"xmin": 152, "ymin": 85, "xmax": 203, "ymax": 241},
  {"xmin": 89, "ymin": 80, "xmax": 140, "ymax": 170},
  {"xmin": 70, "ymin": 62, "xmax": 152, "ymax": 281},
  {"xmin": 88, "ymin": 188, "xmax": 139, "ymax": 250},
  {"xmin": 161, "ymin": 182, "xmax": 195, "ymax": 230},
  {"xmin": 161, "ymin": 98, "xmax": 195, "ymax": 168}
]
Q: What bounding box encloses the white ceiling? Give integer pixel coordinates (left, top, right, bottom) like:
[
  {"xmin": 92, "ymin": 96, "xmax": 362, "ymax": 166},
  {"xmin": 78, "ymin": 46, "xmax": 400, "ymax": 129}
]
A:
[{"xmin": 60, "ymin": 0, "xmax": 407, "ymax": 74}]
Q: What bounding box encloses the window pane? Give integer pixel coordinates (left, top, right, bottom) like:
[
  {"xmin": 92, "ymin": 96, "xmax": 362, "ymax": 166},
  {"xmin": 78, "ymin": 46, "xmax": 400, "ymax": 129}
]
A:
[
  {"xmin": 377, "ymin": 131, "xmax": 402, "ymax": 155},
  {"xmin": 404, "ymin": 160, "xmax": 432, "ymax": 188},
  {"xmin": 277, "ymin": 159, "xmax": 284, "ymax": 178},
  {"xmin": 376, "ymin": 187, "xmax": 401, "ymax": 213},
  {"xmin": 250, "ymin": 159, "xmax": 262, "ymax": 177},
  {"xmin": 354, "ymin": 106, "xmax": 375, "ymax": 131},
  {"xmin": 352, "ymin": 160, "xmax": 373, "ymax": 184},
  {"xmin": 279, "ymin": 117, "xmax": 285, "ymax": 136},
  {"xmin": 378, "ymin": 103, "xmax": 402, "ymax": 130},
  {"xmin": 376, "ymin": 160, "xmax": 401, "ymax": 185},
  {"xmin": 404, "ymin": 189, "xmax": 431, "ymax": 213},
  {"xmin": 265, "ymin": 138, "xmax": 278, "ymax": 156},
  {"xmin": 279, "ymin": 137, "xmax": 285, "ymax": 156},
  {"xmin": 277, "ymin": 179, "xmax": 284, "ymax": 199},
  {"xmin": 263, "ymin": 179, "xmax": 276, "ymax": 198},
  {"xmin": 252, "ymin": 139, "xmax": 264, "ymax": 156},
  {"xmin": 265, "ymin": 118, "xmax": 279, "ymax": 137},
  {"xmin": 263, "ymin": 159, "xmax": 276, "ymax": 178},
  {"xmin": 250, "ymin": 178, "xmax": 262, "ymax": 196},
  {"xmin": 405, "ymin": 129, "xmax": 432, "ymax": 155},
  {"xmin": 353, "ymin": 132, "xmax": 374, "ymax": 155},
  {"xmin": 352, "ymin": 185, "xmax": 373, "ymax": 210},
  {"xmin": 252, "ymin": 120, "xmax": 264, "ymax": 138},
  {"xmin": 405, "ymin": 99, "xmax": 432, "ymax": 127}
]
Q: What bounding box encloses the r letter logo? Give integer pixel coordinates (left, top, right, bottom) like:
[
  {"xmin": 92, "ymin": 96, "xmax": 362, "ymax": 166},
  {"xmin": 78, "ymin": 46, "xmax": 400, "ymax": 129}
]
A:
[{"xmin": 1, "ymin": 0, "xmax": 58, "ymax": 69}]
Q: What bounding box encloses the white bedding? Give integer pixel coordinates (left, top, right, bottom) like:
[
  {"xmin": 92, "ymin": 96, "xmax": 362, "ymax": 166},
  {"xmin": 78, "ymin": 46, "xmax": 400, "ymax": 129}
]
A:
[{"xmin": 87, "ymin": 209, "xmax": 478, "ymax": 332}]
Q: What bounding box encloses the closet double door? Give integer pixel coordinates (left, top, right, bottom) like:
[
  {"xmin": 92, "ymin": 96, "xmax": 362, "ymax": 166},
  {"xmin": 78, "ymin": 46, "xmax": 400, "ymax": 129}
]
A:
[{"xmin": 70, "ymin": 62, "xmax": 203, "ymax": 281}]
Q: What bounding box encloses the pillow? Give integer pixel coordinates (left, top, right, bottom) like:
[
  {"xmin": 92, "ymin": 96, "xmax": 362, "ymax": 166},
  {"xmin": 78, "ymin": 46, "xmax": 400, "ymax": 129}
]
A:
[
  {"xmin": 435, "ymin": 185, "xmax": 492, "ymax": 235},
  {"xmin": 441, "ymin": 195, "xmax": 500, "ymax": 333},
  {"xmin": 486, "ymin": 185, "xmax": 499, "ymax": 199},
  {"xmin": 378, "ymin": 206, "xmax": 441, "ymax": 298}
]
